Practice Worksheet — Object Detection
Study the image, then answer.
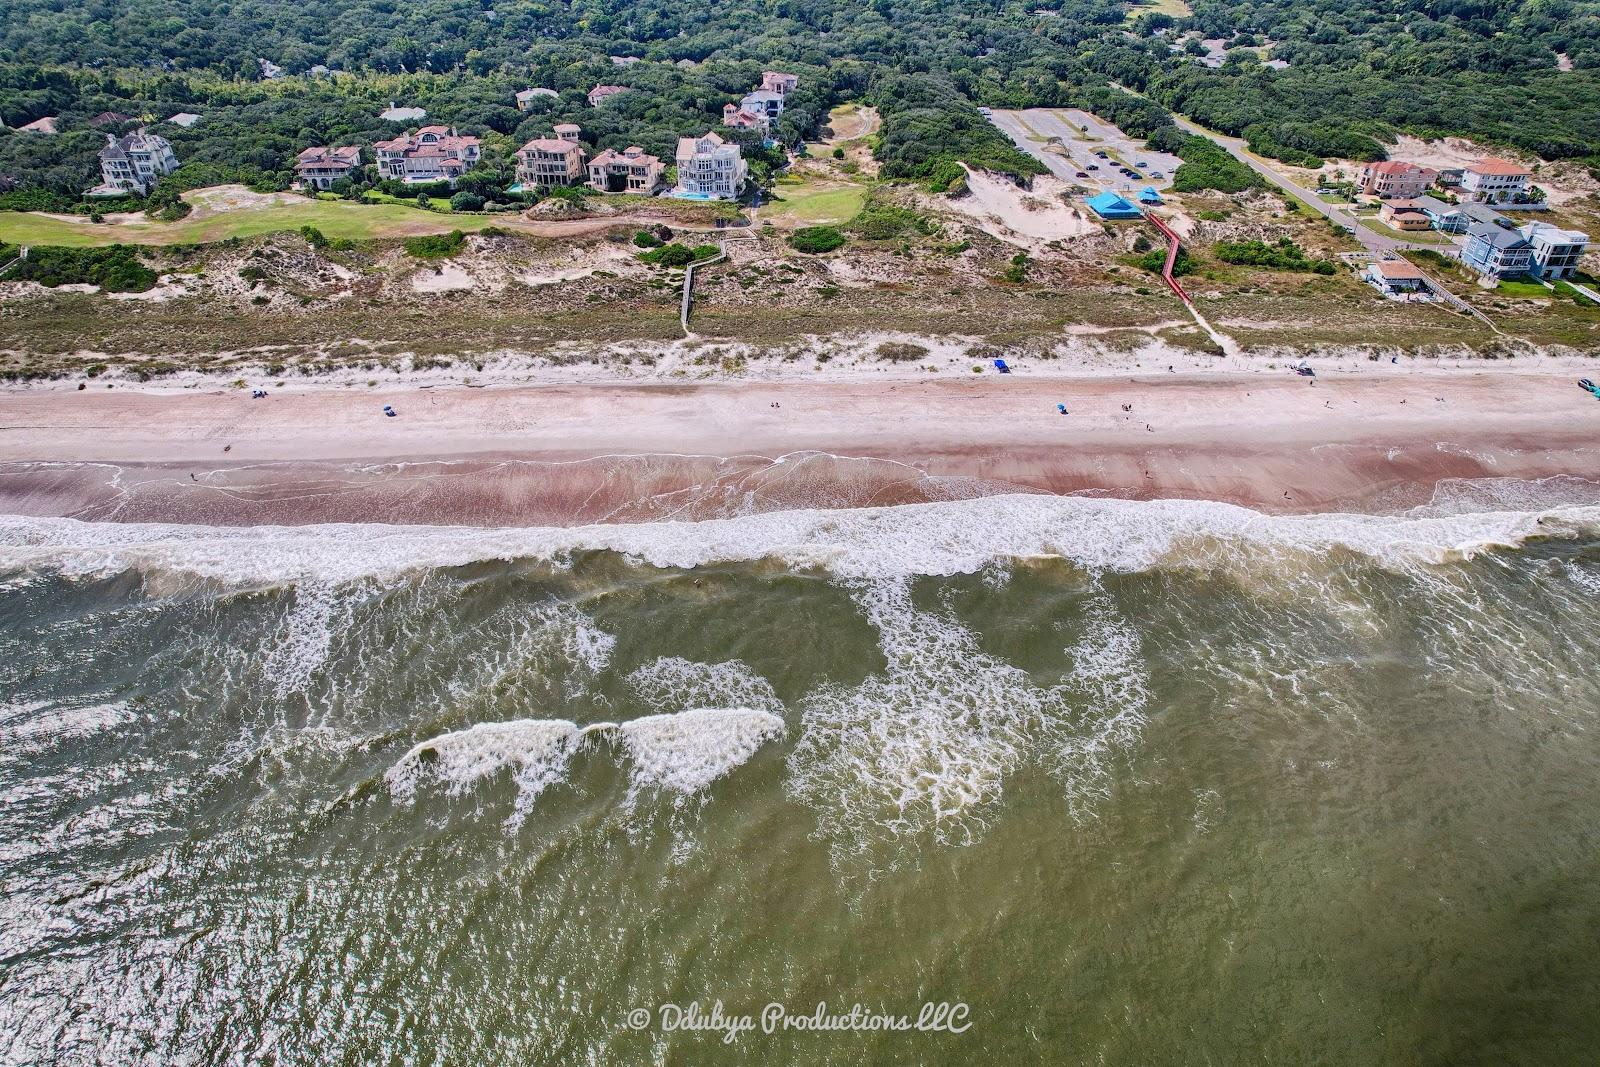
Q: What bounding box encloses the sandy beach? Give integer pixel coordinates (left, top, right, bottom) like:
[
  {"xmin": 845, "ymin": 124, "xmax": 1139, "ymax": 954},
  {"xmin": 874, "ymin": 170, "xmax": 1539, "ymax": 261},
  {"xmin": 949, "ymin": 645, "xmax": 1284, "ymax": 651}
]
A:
[{"xmin": 1, "ymin": 369, "xmax": 1596, "ymax": 525}]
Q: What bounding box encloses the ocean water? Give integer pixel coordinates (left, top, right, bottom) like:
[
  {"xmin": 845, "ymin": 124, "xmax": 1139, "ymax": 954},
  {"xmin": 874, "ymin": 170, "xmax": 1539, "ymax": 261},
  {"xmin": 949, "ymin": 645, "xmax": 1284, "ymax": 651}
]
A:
[{"xmin": 3, "ymin": 488, "xmax": 1600, "ymax": 1064}]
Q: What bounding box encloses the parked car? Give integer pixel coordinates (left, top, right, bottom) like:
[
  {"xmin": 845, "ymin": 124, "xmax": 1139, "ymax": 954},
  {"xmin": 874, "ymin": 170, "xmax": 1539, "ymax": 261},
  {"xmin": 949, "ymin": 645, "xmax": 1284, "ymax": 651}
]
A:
[
  {"xmin": 1075, "ymin": 171, "xmax": 1089, "ymax": 178},
  {"xmin": 1151, "ymin": 171, "xmax": 1165, "ymax": 179},
  {"xmin": 1135, "ymin": 161, "xmax": 1147, "ymax": 168},
  {"xmin": 1087, "ymin": 164, "xmax": 1099, "ymax": 170}
]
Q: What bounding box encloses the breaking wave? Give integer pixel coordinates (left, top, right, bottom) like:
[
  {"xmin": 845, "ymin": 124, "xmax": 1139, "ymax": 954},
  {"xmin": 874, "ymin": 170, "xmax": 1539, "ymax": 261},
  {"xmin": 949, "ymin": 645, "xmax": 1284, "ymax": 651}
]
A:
[
  {"xmin": 385, "ymin": 708, "xmax": 784, "ymax": 826},
  {"xmin": 3, "ymin": 491, "xmax": 1597, "ymax": 589}
]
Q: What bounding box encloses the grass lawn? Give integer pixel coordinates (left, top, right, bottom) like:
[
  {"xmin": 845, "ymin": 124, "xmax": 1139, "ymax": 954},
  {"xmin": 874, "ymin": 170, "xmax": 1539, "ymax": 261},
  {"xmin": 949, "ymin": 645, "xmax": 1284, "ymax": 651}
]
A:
[
  {"xmin": 1124, "ymin": 0, "xmax": 1192, "ymax": 20},
  {"xmin": 1496, "ymin": 278, "xmax": 1553, "ymax": 298},
  {"xmin": 762, "ymin": 179, "xmax": 869, "ymax": 227},
  {"xmin": 0, "ymin": 199, "xmax": 500, "ymax": 248},
  {"xmin": 1358, "ymin": 218, "xmax": 1447, "ymax": 243}
]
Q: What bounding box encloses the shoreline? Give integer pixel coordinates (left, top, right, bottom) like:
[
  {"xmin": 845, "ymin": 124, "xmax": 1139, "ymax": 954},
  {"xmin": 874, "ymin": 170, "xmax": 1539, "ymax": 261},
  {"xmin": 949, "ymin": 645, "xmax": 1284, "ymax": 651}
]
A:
[{"xmin": 2, "ymin": 370, "xmax": 1597, "ymax": 527}]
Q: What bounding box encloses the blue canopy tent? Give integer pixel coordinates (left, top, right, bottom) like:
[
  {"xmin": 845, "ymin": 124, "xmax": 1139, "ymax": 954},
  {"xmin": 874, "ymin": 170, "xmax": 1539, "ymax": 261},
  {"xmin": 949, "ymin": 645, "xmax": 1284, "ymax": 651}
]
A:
[
  {"xmin": 1137, "ymin": 186, "xmax": 1163, "ymax": 204},
  {"xmin": 1086, "ymin": 191, "xmax": 1142, "ymax": 219}
]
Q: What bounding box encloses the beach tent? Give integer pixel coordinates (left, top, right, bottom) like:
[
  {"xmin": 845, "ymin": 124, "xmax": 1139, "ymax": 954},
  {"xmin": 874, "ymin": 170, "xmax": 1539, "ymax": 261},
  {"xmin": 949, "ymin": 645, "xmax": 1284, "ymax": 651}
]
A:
[
  {"xmin": 1086, "ymin": 191, "xmax": 1142, "ymax": 219},
  {"xmin": 1137, "ymin": 186, "xmax": 1163, "ymax": 204}
]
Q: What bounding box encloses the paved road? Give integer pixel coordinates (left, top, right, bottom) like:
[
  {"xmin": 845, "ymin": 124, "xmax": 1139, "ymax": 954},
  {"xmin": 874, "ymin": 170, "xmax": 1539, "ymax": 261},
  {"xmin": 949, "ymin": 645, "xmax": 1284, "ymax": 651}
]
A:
[{"xmin": 1167, "ymin": 114, "xmax": 1449, "ymax": 256}]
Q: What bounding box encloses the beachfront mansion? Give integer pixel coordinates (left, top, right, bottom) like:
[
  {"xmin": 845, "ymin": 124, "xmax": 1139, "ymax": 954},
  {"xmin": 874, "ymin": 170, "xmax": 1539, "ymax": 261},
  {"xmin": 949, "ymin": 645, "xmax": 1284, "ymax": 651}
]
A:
[
  {"xmin": 674, "ymin": 132, "xmax": 747, "ymax": 199},
  {"xmin": 94, "ymin": 130, "xmax": 179, "ymax": 196}
]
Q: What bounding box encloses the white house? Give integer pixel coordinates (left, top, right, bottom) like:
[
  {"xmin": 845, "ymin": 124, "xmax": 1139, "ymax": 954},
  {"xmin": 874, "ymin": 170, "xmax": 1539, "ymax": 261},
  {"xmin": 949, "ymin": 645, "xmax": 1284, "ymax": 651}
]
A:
[
  {"xmin": 1519, "ymin": 221, "xmax": 1589, "ymax": 280},
  {"xmin": 94, "ymin": 130, "xmax": 179, "ymax": 195},
  {"xmin": 674, "ymin": 131, "xmax": 747, "ymax": 199},
  {"xmin": 739, "ymin": 89, "xmax": 785, "ymax": 123},
  {"xmin": 1460, "ymin": 159, "xmax": 1532, "ymax": 204}
]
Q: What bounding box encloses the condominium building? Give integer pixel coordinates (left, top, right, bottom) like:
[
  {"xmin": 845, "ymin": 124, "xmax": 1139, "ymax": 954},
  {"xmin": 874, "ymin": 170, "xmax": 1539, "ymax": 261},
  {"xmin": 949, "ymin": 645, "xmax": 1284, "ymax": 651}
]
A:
[
  {"xmin": 1356, "ymin": 160, "xmax": 1436, "ymax": 199},
  {"xmin": 1462, "ymin": 223, "xmax": 1534, "ymax": 278}
]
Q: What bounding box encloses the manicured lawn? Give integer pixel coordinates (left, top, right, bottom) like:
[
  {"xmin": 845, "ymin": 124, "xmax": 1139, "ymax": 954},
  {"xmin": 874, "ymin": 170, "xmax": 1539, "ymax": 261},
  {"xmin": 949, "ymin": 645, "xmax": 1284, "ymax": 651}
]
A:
[
  {"xmin": 0, "ymin": 199, "xmax": 497, "ymax": 247},
  {"xmin": 1358, "ymin": 218, "xmax": 1447, "ymax": 243},
  {"xmin": 763, "ymin": 180, "xmax": 869, "ymax": 227},
  {"xmin": 1495, "ymin": 278, "xmax": 1553, "ymax": 298}
]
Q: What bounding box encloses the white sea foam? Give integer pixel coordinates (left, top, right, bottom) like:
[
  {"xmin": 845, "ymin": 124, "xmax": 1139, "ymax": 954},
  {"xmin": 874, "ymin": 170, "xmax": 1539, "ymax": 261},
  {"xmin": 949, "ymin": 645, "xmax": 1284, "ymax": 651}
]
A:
[
  {"xmin": 385, "ymin": 717, "xmax": 579, "ymax": 827},
  {"xmin": 0, "ymin": 700, "xmax": 132, "ymax": 750},
  {"xmin": 626, "ymin": 657, "xmax": 781, "ymax": 713},
  {"xmin": 1050, "ymin": 598, "xmax": 1151, "ymax": 818},
  {"xmin": 616, "ymin": 708, "xmax": 785, "ymax": 794},
  {"xmin": 3, "ymin": 493, "xmax": 1596, "ymax": 589},
  {"xmin": 788, "ymin": 580, "xmax": 1048, "ymax": 851},
  {"xmin": 386, "ymin": 707, "xmax": 784, "ymax": 825}
]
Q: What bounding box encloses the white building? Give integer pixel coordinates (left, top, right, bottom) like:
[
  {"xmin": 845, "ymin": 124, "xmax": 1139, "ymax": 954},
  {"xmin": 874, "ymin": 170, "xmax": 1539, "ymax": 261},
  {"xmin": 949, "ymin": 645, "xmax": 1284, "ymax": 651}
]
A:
[
  {"xmin": 1519, "ymin": 221, "xmax": 1589, "ymax": 280},
  {"xmin": 739, "ymin": 89, "xmax": 785, "ymax": 124},
  {"xmin": 1460, "ymin": 159, "xmax": 1533, "ymax": 204},
  {"xmin": 94, "ymin": 130, "xmax": 179, "ymax": 195},
  {"xmin": 674, "ymin": 131, "xmax": 746, "ymax": 199}
]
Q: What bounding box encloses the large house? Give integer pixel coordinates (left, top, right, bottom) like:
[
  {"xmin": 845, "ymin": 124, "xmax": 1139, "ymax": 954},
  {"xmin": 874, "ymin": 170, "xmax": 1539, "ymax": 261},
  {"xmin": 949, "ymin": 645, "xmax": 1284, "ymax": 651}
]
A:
[
  {"xmin": 374, "ymin": 126, "xmax": 481, "ymax": 186},
  {"xmin": 1519, "ymin": 221, "xmax": 1589, "ymax": 279},
  {"xmin": 293, "ymin": 145, "xmax": 363, "ymax": 191},
  {"xmin": 1462, "ymin": 223, "xmax": 1534, "ymax": 278},
  {"xmin": 587, "ymin": 84, "xmax": 629, "ymax": 107},
  {"xmin": 1460, "ymin": 159, "xmax": 1532, "ymax": 203},
  {"xmin": 1411, "ymin": 196, "xmax": 1503, "ymax": 234},
  {"xmin": 674, "ymin": 132, "xmax": 747, "ymax": 199},
  {"xmin": 516, "ymin": 125, "xmax": 586, "ymax": 188},
  {"xmin": 721, "ymin": 103, "xmax": 768, "ymax": 131},
  {"xmin": 739, "ymin": 89, "xmax": 786, "ymax": 124},
  {"xmin": 94, "ymin": 130, "xmax": 179, "ymax": 195},
  {"xmin": 761, "ymin": 71, "xmax": 800, "ymax": 96},
  {"xmin": 515, "ymin": 88, "xmax": 560, "ymax": 111},
  {"xmin": 1357, "ymin": 160, "xmax": 1436, "ymax": 199},
  {"xmin": 587, "ymin": 146, "xmax": 664, "ymax": 194}
]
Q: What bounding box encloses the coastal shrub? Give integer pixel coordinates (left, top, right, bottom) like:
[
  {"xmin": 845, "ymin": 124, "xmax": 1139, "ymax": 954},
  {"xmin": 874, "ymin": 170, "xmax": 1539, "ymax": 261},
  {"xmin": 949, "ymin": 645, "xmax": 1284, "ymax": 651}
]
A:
[
  {"xmin": 1158, "ymin": 134, "xmax": 1262, "ymax": 194},
  {"xmin": 634, "ymin": 230, "xmax": 663, "ymax": 248},
  {"xmin": 876, "ymin": 341, "xmax": 929, "ymax": 362},
  {"xmin": 403, "ymin": 230, "xmax": 467, "ymax": 258},
  {"xmin": 847, "ymin": 194, "xmax": 935, "ymax": 241},
  {"xmin": 789, "ymin": 225, "xmax": 846, "ymax": 254},
  {"xmin": 1136, "ymin": 245, "xmax": 1198, "ymax": 276},
  {"xmin": 448, "ymin": 191, "xmax": 485, "ymax": 212},
  {"xmin": 1003, "ymin": 251, "xmax": 1031, "ymax": 283},
  {"xmin": 0, "ymin": 187, "xmax": 75, "ymax": 212},
  {"xmin": 6, "ymin": 244, "xmax": 157, "ymax": 292},
  {"xmin": 300, "ymin": 225, "xmax": 328, "ymax": 248},
  {"xmin": 637, "ymin": 243, "xmax": 719, "ymax": 268},
  {"xmin": 1213, "ymin": 237, "xmax": 1335, "ymax": 274}
]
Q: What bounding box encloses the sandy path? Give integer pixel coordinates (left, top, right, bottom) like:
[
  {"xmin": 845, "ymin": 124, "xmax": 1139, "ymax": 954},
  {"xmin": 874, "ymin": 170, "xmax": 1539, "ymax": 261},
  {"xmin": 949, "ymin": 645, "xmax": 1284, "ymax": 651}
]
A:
[{"xmin": 1, "ymin": 372, "xmax": 1596, "ymax": 525}]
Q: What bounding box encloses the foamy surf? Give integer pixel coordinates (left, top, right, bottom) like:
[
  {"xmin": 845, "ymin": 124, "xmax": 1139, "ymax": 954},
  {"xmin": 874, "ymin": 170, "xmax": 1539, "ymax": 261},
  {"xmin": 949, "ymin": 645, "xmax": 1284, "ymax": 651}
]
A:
[
  {"xmin": 385, "ymin": 708, "xmax": 784, "ymax": 825},
  {"xmin": 2, "ymin": 492, "xmax": 1598, "ymax": 588}
]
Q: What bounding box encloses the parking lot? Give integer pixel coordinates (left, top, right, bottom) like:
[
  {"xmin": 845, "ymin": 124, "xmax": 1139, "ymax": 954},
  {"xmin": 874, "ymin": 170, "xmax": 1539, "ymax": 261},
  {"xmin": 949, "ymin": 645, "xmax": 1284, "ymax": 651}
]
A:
[{"xmin": 987, "ymin": 108, "xmax": 1182, "ymax": 192}]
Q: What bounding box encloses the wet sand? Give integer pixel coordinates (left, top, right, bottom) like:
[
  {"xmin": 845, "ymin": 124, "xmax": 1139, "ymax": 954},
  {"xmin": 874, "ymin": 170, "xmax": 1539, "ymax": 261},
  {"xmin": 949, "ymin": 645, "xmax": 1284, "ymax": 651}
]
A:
[{"xmin": 1, "ymin": 372, "xmax": 1595, "ymax": 525}]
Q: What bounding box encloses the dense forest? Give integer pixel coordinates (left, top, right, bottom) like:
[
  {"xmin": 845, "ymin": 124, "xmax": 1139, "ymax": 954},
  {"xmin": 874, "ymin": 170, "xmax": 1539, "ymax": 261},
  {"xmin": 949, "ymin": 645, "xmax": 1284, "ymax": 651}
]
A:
[{"xmin": 1, "ymin": 0, "xmax": 1598, "ymax": 200}]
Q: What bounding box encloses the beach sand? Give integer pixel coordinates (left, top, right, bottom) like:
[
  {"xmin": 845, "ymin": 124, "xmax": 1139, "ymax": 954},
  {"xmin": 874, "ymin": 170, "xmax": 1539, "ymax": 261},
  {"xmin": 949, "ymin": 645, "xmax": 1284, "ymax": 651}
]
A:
[{"xmin": 1, "ymin": 371, "xmax": 1595, "ymax": 526}]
